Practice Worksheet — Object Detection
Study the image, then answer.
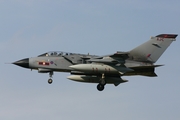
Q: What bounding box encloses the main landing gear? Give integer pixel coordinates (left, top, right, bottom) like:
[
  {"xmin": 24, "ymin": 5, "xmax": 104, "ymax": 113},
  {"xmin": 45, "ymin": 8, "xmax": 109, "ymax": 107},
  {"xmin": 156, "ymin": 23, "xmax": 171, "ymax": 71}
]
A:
[
  {"xmin": 48, "ymin": 71, "xmax": 53, "ymax": 84},
  {"xmin": 97, "ymin": 73, "xmax": 106, "ymax": 91}
]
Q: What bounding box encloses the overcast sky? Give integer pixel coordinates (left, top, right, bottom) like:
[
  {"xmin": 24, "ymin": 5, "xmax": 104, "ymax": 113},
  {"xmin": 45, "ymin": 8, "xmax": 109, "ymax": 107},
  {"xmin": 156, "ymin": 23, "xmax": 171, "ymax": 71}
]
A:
[{"xmin": 0, "ymin": 1, "xmax": 180, "ymax": 120}]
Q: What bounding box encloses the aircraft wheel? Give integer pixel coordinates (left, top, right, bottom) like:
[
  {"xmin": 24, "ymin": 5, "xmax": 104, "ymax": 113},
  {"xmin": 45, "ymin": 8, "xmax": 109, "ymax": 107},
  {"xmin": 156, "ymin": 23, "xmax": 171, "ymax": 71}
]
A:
[
  {"xmin": 97, "ymin": 84, "xmax": 104, "ymax": 91},
  {"xmin": 48, "ymin": 79, "xmax": 53, "ymax": 84}
]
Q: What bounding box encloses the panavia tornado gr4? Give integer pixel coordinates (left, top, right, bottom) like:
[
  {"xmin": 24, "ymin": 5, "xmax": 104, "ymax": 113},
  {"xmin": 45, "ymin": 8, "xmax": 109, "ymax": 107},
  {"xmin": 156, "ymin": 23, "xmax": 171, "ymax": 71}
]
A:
[{"xmin": 13, "ymin": 34, "xmax": 178, "ymax": 91}]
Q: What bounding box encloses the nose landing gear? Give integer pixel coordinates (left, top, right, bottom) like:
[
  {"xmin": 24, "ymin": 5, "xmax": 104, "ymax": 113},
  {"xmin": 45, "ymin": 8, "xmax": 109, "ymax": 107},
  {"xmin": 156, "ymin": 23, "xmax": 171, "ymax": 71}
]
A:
[{"xmin": 48, "ymin": 71, "xmax": 53, "ymax": 84}]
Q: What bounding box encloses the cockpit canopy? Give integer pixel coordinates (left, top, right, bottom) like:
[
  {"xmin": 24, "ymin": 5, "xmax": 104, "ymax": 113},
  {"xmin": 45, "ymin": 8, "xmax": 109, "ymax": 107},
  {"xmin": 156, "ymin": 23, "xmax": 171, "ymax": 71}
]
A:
[{"xmin": 38, "ymin": 51, "xmax": 75, "ymax": 57}]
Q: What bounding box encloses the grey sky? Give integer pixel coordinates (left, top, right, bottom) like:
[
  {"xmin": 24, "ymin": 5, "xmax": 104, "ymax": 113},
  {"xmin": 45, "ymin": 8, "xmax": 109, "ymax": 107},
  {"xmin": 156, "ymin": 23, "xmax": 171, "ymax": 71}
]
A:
[{"xmin": 0, "ymin": 1, "xmax": 180, "ymax": 120}]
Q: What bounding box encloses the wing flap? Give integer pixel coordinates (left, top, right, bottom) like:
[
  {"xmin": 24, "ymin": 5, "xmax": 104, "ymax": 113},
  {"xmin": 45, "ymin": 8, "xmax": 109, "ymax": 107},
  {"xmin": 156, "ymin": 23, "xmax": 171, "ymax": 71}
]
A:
[
  {"xmin": 87, "ymin": 52, "xmax": 129, "ymax": 64},
  {"xmin": 110, "ymin": 51, "xmax": 129, "ymax": 59},
  {"xmin": 87, "ymin": 59, "xmax": 119, "ymax": 64}
]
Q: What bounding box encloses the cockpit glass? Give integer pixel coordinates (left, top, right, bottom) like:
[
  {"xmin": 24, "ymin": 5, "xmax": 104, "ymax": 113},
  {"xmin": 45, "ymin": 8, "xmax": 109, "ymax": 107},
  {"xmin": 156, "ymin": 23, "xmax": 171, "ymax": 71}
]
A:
[{"xmin": 38, "ymin": 51, "xmax": 75, "ymax": 57}]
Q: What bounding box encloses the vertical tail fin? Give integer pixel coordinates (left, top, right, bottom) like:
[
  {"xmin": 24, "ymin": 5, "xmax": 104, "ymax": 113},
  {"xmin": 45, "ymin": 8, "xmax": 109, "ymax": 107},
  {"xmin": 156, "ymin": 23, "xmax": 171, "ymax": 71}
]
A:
[{"xmin": 129, "ymin": 34, "xmax": 178, "ymax": 63}]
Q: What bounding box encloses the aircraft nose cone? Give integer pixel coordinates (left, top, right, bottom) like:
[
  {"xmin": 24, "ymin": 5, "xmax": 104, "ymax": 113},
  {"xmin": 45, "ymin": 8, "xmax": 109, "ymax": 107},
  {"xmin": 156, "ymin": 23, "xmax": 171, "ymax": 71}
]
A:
[{"xmin": 13, "ymin": 58, "xmax": 29, "ymax": 68}]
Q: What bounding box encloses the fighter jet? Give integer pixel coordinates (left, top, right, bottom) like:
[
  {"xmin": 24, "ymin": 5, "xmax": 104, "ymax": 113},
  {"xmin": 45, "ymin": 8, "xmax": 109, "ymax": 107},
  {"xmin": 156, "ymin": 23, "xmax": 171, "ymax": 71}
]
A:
[{"xmin": 13, "ymin": 34, "xmax": 178, "ymax": 91}]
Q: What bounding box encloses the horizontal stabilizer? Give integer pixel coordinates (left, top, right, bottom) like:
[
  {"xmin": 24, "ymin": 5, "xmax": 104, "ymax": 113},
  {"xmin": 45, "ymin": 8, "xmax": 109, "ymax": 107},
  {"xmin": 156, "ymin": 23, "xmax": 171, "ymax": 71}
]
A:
[
  {"xmin": 114, "ymin": 78, "xmax": 128, "ymax": 86},
  {"xmin": 130, "ymin": 64, "xmax": 164, "ymax": 69},
  {"xmin": 125, "ymin": 65, "xmax": 159, "ymax": 77}
]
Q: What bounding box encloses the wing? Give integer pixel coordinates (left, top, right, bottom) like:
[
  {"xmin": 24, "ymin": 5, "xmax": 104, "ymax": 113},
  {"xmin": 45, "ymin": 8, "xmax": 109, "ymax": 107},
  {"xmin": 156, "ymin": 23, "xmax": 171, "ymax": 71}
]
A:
[
  {"xmin": 85, "ymin": 51, "xmax": 133, "ymax": 75},
  {"xmin": 109, "ymin": 51, "xmax": 129, "ymax": 59},
  {"xmin": 87, "ymin": 51, "xmax": 129, "ymax": 64}
]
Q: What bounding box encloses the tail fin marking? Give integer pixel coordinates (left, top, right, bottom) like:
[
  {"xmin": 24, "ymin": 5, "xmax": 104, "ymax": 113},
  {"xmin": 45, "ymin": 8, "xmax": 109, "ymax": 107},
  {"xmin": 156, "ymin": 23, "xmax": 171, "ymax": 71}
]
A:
[{"xmin": 129, "ymin": 34, "xmax": 178, "ymax": 63}]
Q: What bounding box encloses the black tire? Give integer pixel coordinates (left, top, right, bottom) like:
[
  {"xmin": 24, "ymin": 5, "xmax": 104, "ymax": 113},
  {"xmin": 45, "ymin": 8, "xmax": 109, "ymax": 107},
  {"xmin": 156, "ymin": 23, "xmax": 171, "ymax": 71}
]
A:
[
  {"xmin": 97, "ymin": 84, "xmax": 104, "ymax": 91},
  {"xmin": 48, "ymin": 79, "xmax": 53, "ymax": 84}
]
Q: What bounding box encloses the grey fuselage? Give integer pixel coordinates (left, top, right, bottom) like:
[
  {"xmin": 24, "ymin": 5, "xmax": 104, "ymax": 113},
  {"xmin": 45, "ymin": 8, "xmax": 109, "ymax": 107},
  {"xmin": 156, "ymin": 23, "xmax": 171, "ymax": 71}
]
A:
[{"xmin": 26, "ymin": 51, "xmax": 156, "ymax": 77}]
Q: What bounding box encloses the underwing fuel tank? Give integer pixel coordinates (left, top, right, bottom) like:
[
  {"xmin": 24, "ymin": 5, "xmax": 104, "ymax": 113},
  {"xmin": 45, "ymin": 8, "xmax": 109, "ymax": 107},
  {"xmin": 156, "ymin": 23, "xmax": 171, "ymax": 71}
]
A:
[
  {"xmin": 67, "ymin": 75, "xmax": 128, "ymax": 86},
  {"xmin": 69, "ymin": 64, "xmax": 133, "ymax": 74}
]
